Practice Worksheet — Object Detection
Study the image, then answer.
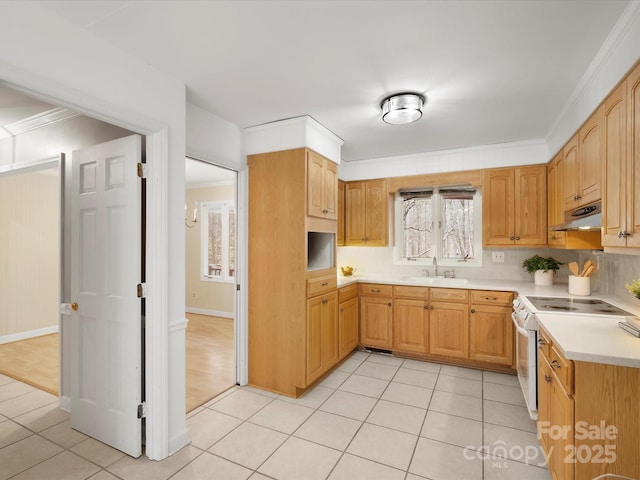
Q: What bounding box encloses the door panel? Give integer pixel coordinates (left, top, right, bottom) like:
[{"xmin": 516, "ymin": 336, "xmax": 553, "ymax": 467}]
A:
[{"xmin": 70, "ymin": 135, "xmax": 142, "ymax": 458}]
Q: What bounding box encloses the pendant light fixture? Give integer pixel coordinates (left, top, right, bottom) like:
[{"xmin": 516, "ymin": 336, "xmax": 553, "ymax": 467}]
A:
[{"xmin": 380, "ymin": 92, "xmax": 426, "ymax": 125}]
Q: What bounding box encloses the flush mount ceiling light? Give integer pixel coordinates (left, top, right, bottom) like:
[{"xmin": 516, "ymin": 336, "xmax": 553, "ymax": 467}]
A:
[{"xmin": 380, "ymin": 92, "xmax": 426, "ymax": 125}]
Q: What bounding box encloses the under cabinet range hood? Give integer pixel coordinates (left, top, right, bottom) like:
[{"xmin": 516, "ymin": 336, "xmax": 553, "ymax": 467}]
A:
[{"xmin": 551, "ymin": 201, "xmax": 602, "ymax": 231}]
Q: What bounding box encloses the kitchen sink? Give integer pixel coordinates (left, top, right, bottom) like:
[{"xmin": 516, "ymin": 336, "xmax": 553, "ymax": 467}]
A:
[{"xmin": 400, "ymin": 276, "xmax": 468, "ymax": 285}]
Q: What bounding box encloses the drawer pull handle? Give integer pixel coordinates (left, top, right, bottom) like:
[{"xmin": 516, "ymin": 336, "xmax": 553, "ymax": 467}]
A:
[
  {"xmin": 550, "ymin": 360, "xmax": 561, "ymax": 369},
  {"xmin": 321, "ymin": 282, "xmax": 328, "ymax": 286},
  {"xmin": 485, "ymin": 297, "xmax": 498, "ymax": 301},
  {"xmin": 387, "ymin": 302, "xmax": 392, "ymax": 307},
  {"xmin": 372, "ymin": 289, "xmax": 381, "ymax": 293},
  {"xmin": 544, "ymin": 374, "xmax": 551, "ymax": 384},
  {"xmin": 470, "ymin": 309, "xmax": 476, "ymax": 314},
  {"xmin": 430, "ymin": 305, "xmax": 435, "ymax": 310},
  {"xmin": 538, "ymin": 339, "xmax": 546, "ymax": 347}
]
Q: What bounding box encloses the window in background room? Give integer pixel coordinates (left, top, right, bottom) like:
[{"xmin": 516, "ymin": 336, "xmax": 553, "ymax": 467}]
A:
[
  {"xmin": 202, "ymin": 200, "xmax": 236, "ymax": 281},
  {"xmin": 396, "ymin": 187, "xmax": 482, "ymax": 266}
]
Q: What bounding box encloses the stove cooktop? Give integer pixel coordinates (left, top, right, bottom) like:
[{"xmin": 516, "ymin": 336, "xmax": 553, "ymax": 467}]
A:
[{"xmin": 526, "ymin": 296, "xmax": 633, "ymax": 316}]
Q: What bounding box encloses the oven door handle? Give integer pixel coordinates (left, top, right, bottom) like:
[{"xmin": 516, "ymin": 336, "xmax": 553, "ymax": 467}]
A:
[{"xmin": 511, "ymin": 312, "xmax": 530, "ymax": 336}]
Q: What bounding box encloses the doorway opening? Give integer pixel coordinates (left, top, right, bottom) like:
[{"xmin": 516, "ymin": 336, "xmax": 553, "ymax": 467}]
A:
[
  {"xmin": 184, "ymin": 157, "xmax": 237, "ymax": 412},
  {"xmin": 0, "ymin": 161, "xmax": 61, "ymax": 395}
]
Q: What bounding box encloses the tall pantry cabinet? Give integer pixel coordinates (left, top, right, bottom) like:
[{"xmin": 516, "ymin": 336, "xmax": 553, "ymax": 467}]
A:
[{"xmin": 248, "ymin": 147, "xmax": 341, "ymax": 397}]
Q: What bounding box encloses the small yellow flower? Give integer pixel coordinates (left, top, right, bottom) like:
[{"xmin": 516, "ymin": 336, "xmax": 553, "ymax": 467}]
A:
[{"xmin": 625, "ymin": 278, "xmax": 640, "ymax": 298}]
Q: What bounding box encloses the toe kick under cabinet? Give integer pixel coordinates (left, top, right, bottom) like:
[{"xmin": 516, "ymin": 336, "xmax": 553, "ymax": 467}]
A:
[{"xmin": 359, "ymin": 284, "xmax": 515, "ymax": 371}]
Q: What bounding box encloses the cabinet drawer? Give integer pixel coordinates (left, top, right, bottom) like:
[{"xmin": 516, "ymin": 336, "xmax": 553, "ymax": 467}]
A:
[
  {"xmin": 549, "ymin": 345, "xmax": 573, "ymax": 394},
  {"xmin": 430, "ymin": 288, "xmax": 469, "ymax": 303},
  {"xmin": 470, "ymin": 290, "xmax": 513, "ymax": 306},
  {"xmin": 393, "ymin": 285, "xmax": 429, "ymax": 299},
  {"xmin": 359, "ymin": 283, "xmax": 393, "ymax": 297},
  {"xmin": 307, "ymin": 275, "xmax": 337, "ymax": 297},
  {"xmin": 538, "ymin": 327, "xmax": 552, "ymax": 361},
  {"xmin": 339, "ymin": 283, "xmax": 358, "ymax": 303}
]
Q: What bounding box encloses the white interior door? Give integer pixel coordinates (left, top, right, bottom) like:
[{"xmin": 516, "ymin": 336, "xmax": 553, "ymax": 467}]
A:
[{"xmin": 70, "ymin": 135, "xmax": 143, "ymax": 457}]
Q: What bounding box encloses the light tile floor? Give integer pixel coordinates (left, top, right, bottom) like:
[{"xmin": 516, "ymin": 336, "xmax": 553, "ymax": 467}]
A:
[{"xmin": 0, "ymin": 352, "xmax": 551, "ymax": 479}]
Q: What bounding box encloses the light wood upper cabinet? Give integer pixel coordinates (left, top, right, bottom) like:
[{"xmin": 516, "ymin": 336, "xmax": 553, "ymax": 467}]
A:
[
  {"xmin": 563, "ymin": 107, "xmax": 603, "ymax": 210},
  {"xmin": 345, "ymin": 179, "xmax": 389, "ymax": 246},
  {"xmin": 337, "ymin": 180, "xmax": 345, "ymax": 246},
  {"xmin": 603, "ymin": 62, "xmax": 640, "ymax": 249},
  {"xmin": 603, "ymin": 81, "xmax": 628, "ymax": 247},
  {"xmin": 483, "ymin": 165, "xmax": 547, "ymax": 247},
  {"xmin": 307, "ymin": 150, "xmax": 338, "ymax": 220},
  {"xmin": 547, "ymin": 152, "xmax": 566, "ymax": 246}
]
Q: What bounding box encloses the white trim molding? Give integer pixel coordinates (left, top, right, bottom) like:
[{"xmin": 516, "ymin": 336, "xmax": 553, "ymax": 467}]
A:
[
  {"xmin": 0, "ymin": 325, "xmax": 59, "ymax": 345},
  {"xmin": 185, "ymin": 307, "xmax": 234, "ymax": 319}
]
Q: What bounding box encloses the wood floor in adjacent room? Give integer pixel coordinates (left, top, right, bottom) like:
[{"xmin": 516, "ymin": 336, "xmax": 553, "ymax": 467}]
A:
[
  {"xmin": 185, "ymin": 313, "xmax": 235, "ymax": 413},
  {"xmin": 0, "ymin": 313, "xmax": 235, "ymax": 413}
]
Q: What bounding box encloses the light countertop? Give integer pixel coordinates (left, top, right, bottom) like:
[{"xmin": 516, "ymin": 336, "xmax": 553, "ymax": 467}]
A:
[{"xmin": 337, "ymin": 273, "xmax": 640, "ymax": 368}]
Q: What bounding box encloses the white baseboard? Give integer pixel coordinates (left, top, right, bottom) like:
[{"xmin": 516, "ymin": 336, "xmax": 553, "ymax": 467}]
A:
[
  {"xmin": 185, "ymin": 307, "xmax": 234, "ymax": 319},
  {"xmin": 59, "ymin": 395, "xmax": 70, "ymax": 413},
  {"xmin": 0, "ymin": 325, "xmax": 59, "ymax": 345}
]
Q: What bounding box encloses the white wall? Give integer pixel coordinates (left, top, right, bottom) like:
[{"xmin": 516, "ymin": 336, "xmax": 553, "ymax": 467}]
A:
[
  {"xmin": 546, "ymin": 2, "xmax": 640, "ymax": 157},
  {"xmin": 339, "ymin": 139, "xmax": 548, "ymax": 181},
  {"xmin": 186, "ymin": 102, "xmax": 243, "ymax": 170},
  {"xmin": 0, "ymin": 2, "xmax": 187, "ymax": 459},
  {"xmin": 185, "ymin": 185, "xmax": 236, "ymax": 316},
  {"xmin": 0, "ymin": 169, "xmax": 59, "ymax": 341}
]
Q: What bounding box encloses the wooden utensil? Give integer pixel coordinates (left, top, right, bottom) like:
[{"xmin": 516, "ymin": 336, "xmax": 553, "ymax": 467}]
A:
[
  {"xmin": 568, "ymin": 261, "xmax": 580, "ymax": 276},
  {"xmin": 580, "ymin": 260, "xmax": 594, "ymax": 276},
  {"xmin": 583, "ymin": 264, "xmax": 596, "ymax": 277}
]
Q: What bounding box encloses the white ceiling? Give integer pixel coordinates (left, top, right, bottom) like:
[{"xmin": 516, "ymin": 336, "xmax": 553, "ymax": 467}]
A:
[{"xmin": 25, "ymin": 1, "xmax": 635, "ymax": 161}]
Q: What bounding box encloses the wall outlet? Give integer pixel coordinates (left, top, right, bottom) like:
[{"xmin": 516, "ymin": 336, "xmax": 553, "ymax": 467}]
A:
[{"xmin": 492, "ymin": 252, "xmax": 505, "ymax": 263}]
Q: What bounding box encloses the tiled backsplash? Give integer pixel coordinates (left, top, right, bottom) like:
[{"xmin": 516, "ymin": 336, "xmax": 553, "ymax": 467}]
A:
[{"xmin": 337, "ymin": 246, "xmax": 640, "ymax": 304}]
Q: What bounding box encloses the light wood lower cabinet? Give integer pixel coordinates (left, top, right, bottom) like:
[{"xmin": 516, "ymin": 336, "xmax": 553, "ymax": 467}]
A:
[
  {"xmin": 338, "ymin": 284, "xmax": 359, "ymax": 360},
  {"xmin": 393, "ymin": 298, "xmax": 429, "ymax": 354},
  {"xmin": 536, "ymin": 326, "xmax": 640, "ymax": 479},
  {"xmin": 429, "ymin": 301, "xmax": 469, "ymax": 359},
  {"xmin": 469, "ymin": 290, "xmax": 514, "ymax": 366},
  {"xmin": 306, "ymin": 291, "xmax": 339, "ymax": 385},
  {"xmin": 359, "ymin": 284, "xmax": 393, "ymax": 349}
]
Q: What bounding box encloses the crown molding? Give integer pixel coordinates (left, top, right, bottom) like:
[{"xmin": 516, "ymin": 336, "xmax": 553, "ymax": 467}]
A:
[{"xmin": 0, "ymin": 107, "xmax": 80, "ymax": 139}]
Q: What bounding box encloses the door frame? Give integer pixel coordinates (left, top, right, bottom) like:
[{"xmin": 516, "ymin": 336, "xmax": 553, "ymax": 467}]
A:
[
  {"xmin": 0, "ymin": 81, "xmax": 172, "ymax": 460},
  {"xmin": 184, "ymin": 155, "xmax": 248, "ymax": 387}
]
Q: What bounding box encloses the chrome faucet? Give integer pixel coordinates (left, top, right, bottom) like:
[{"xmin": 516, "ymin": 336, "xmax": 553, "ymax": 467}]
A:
[{"xmin": 433, "ymin": 257, "xmax": 438, "ymax": 276}]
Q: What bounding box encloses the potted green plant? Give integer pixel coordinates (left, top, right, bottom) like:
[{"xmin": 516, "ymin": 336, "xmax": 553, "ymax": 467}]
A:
[{"xmin": 522, "ymin": 255, "xmax": 563, "ymax": 285}]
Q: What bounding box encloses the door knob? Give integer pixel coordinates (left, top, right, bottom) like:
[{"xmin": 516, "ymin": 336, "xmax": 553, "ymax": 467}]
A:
[{"xmin": 71, "ymin": 302, "xmax": 79, "ymax": 312}]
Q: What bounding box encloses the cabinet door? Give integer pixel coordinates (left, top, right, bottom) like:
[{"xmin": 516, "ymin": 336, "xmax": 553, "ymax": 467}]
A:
[
  {"xmin": 345, "ymin": 182, "xmax": 366, "ymax": 245},
  {"xmin": 627, "ymin": 63, "xmax": 640, "ymax": 247},
  {"xmin": 603, "ymin": 82, "xmax": 628, "ymax": 247},
  {"xmin": 393, "ymin": 298, "xmax": 428, "ymax": 354},
  {"xmin": 469, "ymin": 305, "xmax": 513, "ymax": 365},
  {"xmin": 337, "ymin": 180, "xmax": 345, "ymax": 246},
  {"xmin": 550, "ymin": 379, "xmax": 574, "ymax": 480},
  {"xmin": 514, "ymin": 165, "xmax": 547, "ymax": 246},
  {"xmin": 364, "ymin": 179, "xmax": 388, "ymax": 246},
  {"xmin": 323, "ymin": 160, "xmax": 338, "ymax": 220},
  {"xmin": 339, "ymin": 296, "xmax": 358, "ymax": 359},
  {"xmin": 360, "ymin": 295, "xmax": 393, "ymax": 349},
  {"xmin": 482, "ymin": 168, "xmax": 515, "ymax": 246},
  {"xmin": 548, "ymin": 153, "xmax": 567, "ymax": 247},
  {"xmin": 307, "ymin": 151, "xmax": 325, "ymax": 218},
  {"xmin": 537, "ymin": 354, "xmax": 552, "ymax": 455},
  {"xmin": 323, "ymin": 291, "xmax": 339, "ymax": 369},
  {"xmin": 307, "ymin": 295, "xmax": 324, "ymax": 384},
  {"xmin": 429, "ymin": 302, "xmax": 468, "ymax": 359},
  {"xmin": 563, "ymin": 134, "xmax": 579, "ymax": 210},
  {"xmin": 579, "ymin": 107, "xmax": 603, "ymax": 206}
]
